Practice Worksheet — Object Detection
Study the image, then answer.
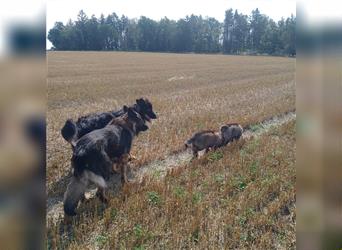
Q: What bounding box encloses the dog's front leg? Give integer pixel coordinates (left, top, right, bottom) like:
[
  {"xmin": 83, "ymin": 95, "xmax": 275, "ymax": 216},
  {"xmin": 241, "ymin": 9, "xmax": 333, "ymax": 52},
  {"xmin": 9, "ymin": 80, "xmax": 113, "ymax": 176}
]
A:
[
  {"xmin": 120, "ymin": 164, "xmax": 128, "ymax": 184},
  {"xmin": 120, "ymin": 154, "xmax": 130, "ymax": 184},
  {"xmin": 192, "ymin": 147, "xmax": 199, "ymax": 159}
]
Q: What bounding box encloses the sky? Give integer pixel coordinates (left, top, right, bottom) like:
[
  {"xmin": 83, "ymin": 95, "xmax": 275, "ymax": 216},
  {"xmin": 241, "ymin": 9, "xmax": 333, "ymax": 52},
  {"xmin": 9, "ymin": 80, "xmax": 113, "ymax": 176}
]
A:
[
  {"xmin": 46, "ymin": 0, "xmax": 296, "ymax": 49},
  {"xmin": 1, "ymin": 0, "xmax": 341, "ymax": 53}
]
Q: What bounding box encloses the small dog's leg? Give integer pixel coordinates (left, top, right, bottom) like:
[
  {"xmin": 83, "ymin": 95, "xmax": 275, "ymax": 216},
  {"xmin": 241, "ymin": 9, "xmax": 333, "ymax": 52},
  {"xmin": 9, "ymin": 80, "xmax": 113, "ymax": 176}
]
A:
[{"xmin": 192, "ymin": 148, "xmax": 199, "ymax": 159}]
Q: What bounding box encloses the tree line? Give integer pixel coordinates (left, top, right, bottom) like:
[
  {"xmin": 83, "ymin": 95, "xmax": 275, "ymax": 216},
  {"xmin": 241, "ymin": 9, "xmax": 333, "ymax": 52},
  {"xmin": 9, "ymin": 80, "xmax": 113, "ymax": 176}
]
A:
[{"xmin": 48, "ymin": 9, "xmax": 295, "ymax": 56}]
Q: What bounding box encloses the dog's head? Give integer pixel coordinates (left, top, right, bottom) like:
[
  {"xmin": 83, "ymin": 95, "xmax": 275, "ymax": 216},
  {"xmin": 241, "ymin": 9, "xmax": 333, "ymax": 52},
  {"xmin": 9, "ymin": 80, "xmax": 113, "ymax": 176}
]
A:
[
  {"xmin": 220, "ymin": 123, "xmax": 243, "ymax": 144},
  {"xmin": 220, "ymin": 125, "xmax": 230, "ymax": 144},
  {"xmin": 220, "ymin": 125, "xmax": 230, "ymax": 136},
  {"xmin": 135, "ymin": 98, "xmax": 157, "ymax": 122},
  {"xmin": 123, "ymin": 105, "xmax": 149, "ymax": 135},
  {"xmin": 220, "ymin": 125, "xmax": 229, "ymax": 133}
]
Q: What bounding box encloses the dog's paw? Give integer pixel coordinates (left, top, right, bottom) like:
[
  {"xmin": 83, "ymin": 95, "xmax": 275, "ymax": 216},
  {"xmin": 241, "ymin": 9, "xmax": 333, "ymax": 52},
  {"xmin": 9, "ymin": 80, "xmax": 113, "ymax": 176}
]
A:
[
  {"xmin": 101, "ymin": 196, "xmax": 109, "ymax": 204},
  {"xmin": 128, "ymin": 154, "xmax": 137, "ymax": 161}
]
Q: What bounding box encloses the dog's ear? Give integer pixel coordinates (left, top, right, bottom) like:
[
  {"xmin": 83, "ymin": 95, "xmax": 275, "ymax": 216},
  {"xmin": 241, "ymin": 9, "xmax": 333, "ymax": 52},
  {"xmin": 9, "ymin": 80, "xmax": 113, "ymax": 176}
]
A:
[
  {"xmin": 123, "ymin": 105, "xmax": 128, "ymax": 112},
  {"xmin": 136, "ymin": 98, "xmax": 145, "ymax": 106},
  {"xmin": 220, "ymin": 125, "xmax": 228, "ymax": 133},
  {"xmin": 144, "ymin": 98, "xmax": 152, "ymax": 106}
]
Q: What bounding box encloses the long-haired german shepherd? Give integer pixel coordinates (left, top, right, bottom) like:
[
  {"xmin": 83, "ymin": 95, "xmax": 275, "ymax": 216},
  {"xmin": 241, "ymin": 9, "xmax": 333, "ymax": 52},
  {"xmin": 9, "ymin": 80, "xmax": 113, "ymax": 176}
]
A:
[
  {"xmin": 63, "ymin": 106, "xmax": 148, "ymax": 216},
  {"xmin": 61, "ymin": 98, "xmax": 157, "ymax": 147}
]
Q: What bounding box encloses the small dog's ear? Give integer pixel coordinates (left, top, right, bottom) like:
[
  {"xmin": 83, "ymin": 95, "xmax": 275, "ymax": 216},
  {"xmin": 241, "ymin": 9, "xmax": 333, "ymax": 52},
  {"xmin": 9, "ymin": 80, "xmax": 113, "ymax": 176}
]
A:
[
  {"xmin": 220, "ymin": 125, "xmax": 228, "ymax": 133},
  {"xmin": 123, "ymin": 105, "xmax": 128, "ymax": 112}
]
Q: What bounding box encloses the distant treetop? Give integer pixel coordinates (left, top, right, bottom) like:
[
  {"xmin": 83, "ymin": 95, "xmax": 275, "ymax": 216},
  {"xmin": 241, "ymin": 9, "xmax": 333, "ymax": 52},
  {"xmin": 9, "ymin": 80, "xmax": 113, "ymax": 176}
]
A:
[{"xmin": 48, "ymin": 9, "xmax": 295, "ymax": 56}]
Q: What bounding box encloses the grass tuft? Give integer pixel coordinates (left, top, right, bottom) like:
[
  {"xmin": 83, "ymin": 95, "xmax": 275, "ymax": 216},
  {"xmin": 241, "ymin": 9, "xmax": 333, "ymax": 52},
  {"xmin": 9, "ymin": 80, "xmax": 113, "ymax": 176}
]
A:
[
  {"xmin": 208, "ymin": 151, "xmax": 224, "ymax": 162},
  {"xmin": 147, "ymin": 191, "xmax": 162, "ymax": 206}
]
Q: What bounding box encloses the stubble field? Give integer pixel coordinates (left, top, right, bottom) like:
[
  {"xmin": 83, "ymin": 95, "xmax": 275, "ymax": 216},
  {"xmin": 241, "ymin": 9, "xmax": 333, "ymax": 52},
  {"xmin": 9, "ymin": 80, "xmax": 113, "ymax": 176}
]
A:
[{"xmin": 47, "ymin": 51, "xmax": 295, "ymax": 249}]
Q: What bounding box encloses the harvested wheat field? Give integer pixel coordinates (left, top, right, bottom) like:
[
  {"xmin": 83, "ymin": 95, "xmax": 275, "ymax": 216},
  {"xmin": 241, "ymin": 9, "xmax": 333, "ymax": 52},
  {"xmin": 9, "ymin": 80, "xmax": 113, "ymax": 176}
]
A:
[{"xmin": 47, "ymin": 51, "xmax": 295, "ymax": 249}]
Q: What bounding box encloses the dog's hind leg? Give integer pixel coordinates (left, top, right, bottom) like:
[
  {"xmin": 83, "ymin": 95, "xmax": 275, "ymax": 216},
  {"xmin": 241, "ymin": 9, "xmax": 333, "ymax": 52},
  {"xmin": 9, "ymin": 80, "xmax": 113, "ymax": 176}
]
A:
[
  {"xmin": 63, "ymin": 175, "xmax": 88, "ymax": 216},
  {"xmin": 86, "ymin": 170, "xmax": 109, "ymax": 203},
  {"xmin": 192, "ymin": 147, "xmax": 199, "ymax": 159}
]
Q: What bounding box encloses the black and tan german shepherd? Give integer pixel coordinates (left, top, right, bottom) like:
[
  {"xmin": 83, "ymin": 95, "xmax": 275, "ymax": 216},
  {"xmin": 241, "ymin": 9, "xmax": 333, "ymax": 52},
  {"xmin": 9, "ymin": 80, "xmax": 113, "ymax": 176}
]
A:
[
  {"xmin": 61, "ymin": 98, "xmax": 157, "ymax": 147},
  {"xmin": 63, "ymin": 106, "xmax": 148, "ymax": 216}
]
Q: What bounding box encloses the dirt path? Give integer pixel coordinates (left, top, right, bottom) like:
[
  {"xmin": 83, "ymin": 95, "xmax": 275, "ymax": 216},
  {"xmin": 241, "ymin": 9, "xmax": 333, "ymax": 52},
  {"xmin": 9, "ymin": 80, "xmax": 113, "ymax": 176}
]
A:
[
  {"xmin": 136, "ymin": 110, "xmax": 295, "ymax": 180},
  {"xmin": 47, "ymin": 110, "xmax": 295, "ymax": 224}
]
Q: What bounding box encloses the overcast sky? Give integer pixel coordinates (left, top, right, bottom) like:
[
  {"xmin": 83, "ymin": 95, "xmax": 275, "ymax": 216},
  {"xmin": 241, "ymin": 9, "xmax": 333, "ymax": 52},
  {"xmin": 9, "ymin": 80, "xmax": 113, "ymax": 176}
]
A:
[
  {"xmin": 47, "ymin": 0, "xmax": 296, "ymax": 48},
  {"xmin": 1, "ymin": 0, "xmax": 342, "ymax": 54}
]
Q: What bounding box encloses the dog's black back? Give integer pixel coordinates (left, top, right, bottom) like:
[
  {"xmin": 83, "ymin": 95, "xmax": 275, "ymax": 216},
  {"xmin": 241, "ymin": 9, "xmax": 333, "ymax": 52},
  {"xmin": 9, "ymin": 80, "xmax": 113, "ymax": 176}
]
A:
[
  {"xmin": 76, "ymin": 112, "xmax": 114, "ymax": 138},
  {"xmin": 64, "ymin": 107, "xmax": 148, "ymax": 216},
  {"xmin": 71, "ymin": 106, "xmax": 148, "ymax": 180},
  {"xmin": 72, "ymin": 125, "xmax": 132, "ymax": 180},
  {"xmin": 61, "ymin": 98, "xmax": 156, "ymax": 145}
]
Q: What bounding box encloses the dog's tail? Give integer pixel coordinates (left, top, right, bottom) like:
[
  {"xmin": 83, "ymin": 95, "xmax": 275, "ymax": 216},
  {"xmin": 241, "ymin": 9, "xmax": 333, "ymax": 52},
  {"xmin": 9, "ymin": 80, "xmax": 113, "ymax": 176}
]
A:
[
  {"xmin": 63, "ymin": 175, "xmax": 87, "ymax": 216},
  {"xmin": 64, "ymin": 146, "xmax": 109, "ymax": 216},
  {"xmin": 61, "ymin": 119, "xmax": 77, "ymax": 144},
  {"xmin": 65, "ymin": 150, "xmax": 88, "ymax": 216}
]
